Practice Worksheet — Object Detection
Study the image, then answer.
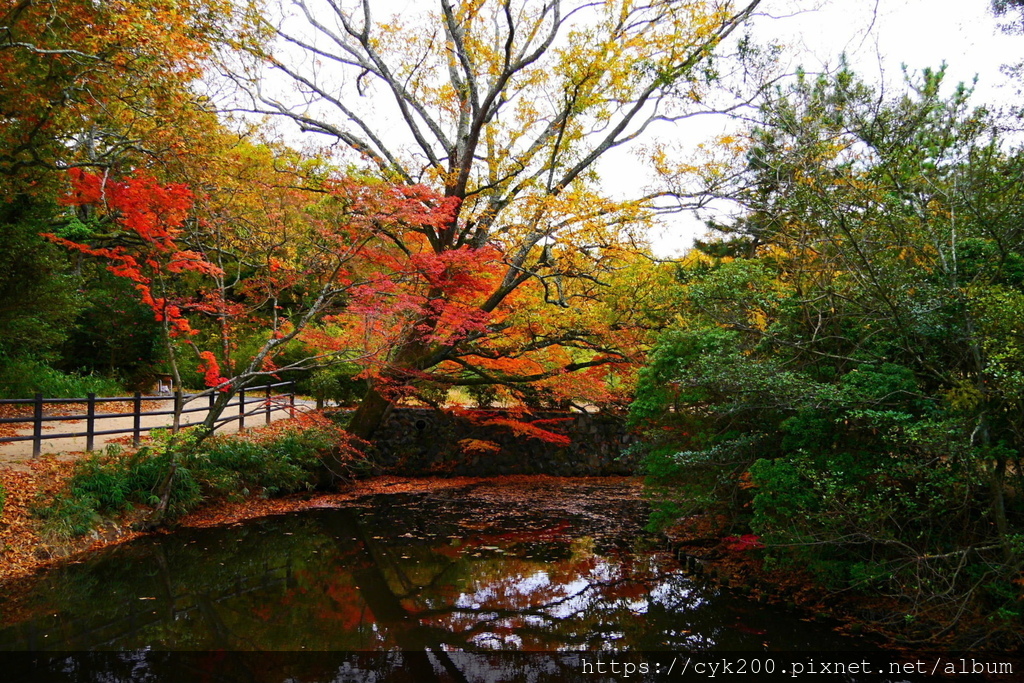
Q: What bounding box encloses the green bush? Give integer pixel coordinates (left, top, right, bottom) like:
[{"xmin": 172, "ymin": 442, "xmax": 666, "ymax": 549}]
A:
[
  {"xmin": 464, "ymin": 383, "xmax": 501, "ymax": 408},
  {"xmin": 36, "ymin": 424, "xmax": 344, "ymax": 539},
  {"xmin": 38, "ymin": 492, "xmax": 102, "ymax": 538},
  {"xmin": 0, "ymin": 479, "xmax": 6, "ymax": 518},
  {"xmin": 0, "ymin": 359, "xmax": 124, "ymax": 399},
  {"xmin": 300, "ymin": 365, "xmax": 365, "ymax": 407},
  {"xmin": 36, "ymin": 444, "xmax": 199, "ymax": 539},
  {"xmin": 126, "ymin": 447, "xmax": 203, "ymax": 513}
]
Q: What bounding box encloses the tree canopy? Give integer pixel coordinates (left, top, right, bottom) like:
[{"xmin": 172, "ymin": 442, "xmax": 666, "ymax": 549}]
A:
[
  {"xmin": 222, "ymin": 0, "xmax": 763, "ymax": 436},
  {"xmin": 632, "ymin": 65, "xmax": 1024, "ymax": 646}
]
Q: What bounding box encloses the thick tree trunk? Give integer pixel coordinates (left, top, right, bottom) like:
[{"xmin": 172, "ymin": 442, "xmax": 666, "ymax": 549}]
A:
[
  {"xmin": 345, "ymin": 384, "xmax": 395, "ymax": 441},
  {"xmin": 346, "ymin": 327, "xmax": 438, "ymax": 441}
]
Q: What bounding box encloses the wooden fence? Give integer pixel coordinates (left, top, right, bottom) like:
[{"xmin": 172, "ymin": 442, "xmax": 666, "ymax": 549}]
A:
[{"xmin": 0, "ymin": 382, "xmax": 296, "ymax": 457}]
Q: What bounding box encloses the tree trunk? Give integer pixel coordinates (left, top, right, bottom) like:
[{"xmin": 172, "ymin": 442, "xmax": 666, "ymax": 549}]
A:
[
  {"xmin": 346, "ymin": 384, "xmax": 395, "ymax": 441},
  {"xmin": 201, "ymin": 388, "xmax": 236, "ymax": 433},
  {"xmin": 139, "ymin": 460, "xmax": 178, "ymax": 530},
  {"xmin": 346, "ymin": 326, "xmax": 439, "ymax": 441},
  {"xmin": 974, "ymin": 413, "xmax": 1011, "ymax": 560},
  {"xmin": 139, "ymin": 392, "xmax": 230, "ymax": 530}
]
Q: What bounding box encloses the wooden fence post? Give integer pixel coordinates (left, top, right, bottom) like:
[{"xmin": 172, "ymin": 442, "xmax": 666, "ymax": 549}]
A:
[
  {"xmin": 238, "ymin": 388, "xmax": 246, "ymax": 432},
  {"xmin": 32, "ymin": 393, "xmax": 43, "ymax": 458},
  {"xmin": 86, "ymin": 392, "xmax": 96, "ymax": 452},
  {"xmin": 265, "ymin": 385, "xmax": 272, "ymax": 425},
  {"xmin": 289, "ymin": 382, "xmax": 296, "ymax": 418},
  {"xmin": 133, "ymin": 391, "xmax": 142, "ymax": 447}
]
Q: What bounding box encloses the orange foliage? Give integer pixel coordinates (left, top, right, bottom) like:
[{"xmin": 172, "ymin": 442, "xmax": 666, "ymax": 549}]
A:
[
  {"xmin": 46, "ymin": 170, "xmax": 219, "ymax": 340},
  {"xmin": 196, "ymin": 351, "xmax": 228, "ymax": 389},
  {"xmin": 458, "ymin": 438, "xmax": 502, "ymax": 455},
  {"xmin": 0, "ymin": 0, "xmax": 230, "ymax": 194},
  {"xmin": 478, "ymin": 416, "xmax": 572, "ymax": 446}
]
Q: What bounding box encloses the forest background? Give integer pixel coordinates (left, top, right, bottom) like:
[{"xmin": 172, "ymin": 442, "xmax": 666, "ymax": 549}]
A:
[{"xmin": 2, "ymin": 0, "xmax": 1024, "ymax": 648}]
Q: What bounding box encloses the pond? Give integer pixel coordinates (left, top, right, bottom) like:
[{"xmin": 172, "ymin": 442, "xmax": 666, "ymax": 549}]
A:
[{"xmin": 0, "ymin": 478, "xmax": 897, "ymax": 681}]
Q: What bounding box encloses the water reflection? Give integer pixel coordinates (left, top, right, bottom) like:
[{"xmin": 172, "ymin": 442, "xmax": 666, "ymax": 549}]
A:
[{"xmin": 0, "ymin": 484, "xmax": 859, "ymax": 655}]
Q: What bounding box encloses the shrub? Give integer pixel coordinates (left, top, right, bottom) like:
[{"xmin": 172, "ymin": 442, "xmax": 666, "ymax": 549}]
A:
[
  {"xmin": 36, "ymin": 444, "xmax": 201, "ymax": 539},
  {"xmin": 0, "ymin": 359, "xmax": 124, "ymax": 398},
  {"xmin": 200, "ymin": 436, "xmax": 308, "ymax": 496},
  {"xmin": 35, "ymin": 417, "xmax": 361, "ymax": 538},
  {"xmin": 302, "ymin": 365, "xmax": 364, "ymax": 407}
]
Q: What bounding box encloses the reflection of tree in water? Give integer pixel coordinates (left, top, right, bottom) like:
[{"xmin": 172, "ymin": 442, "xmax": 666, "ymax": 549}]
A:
[
  {"xmin": 0, "ymin": 486, "xmax": 868, "ymax": 681},
  {"xmin": 315, "ymin": 508, "xmax": 677, "ymax": 651}
]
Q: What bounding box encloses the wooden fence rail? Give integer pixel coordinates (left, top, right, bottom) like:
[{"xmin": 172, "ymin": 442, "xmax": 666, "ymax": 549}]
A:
[{"xmin": 0, "ymin": 382, "xmax": 296, "ymax": 457}]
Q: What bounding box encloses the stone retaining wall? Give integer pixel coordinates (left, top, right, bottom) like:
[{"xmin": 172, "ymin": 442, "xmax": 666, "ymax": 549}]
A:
[{"xmin": 343, "ymin": 407, "xmax": 638, "ymax": 477}]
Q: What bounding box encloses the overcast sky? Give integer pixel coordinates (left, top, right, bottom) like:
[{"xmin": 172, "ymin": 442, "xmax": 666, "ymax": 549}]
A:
[
  {"xmin": 770, "ymin": 0, "xmax": 1018, "ymax": 101},
  {"xmin": 645, "ymin": 0, "xmax": 1022, "ymax": 255}
]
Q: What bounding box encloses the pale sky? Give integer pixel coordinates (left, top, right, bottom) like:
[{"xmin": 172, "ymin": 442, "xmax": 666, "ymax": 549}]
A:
[
  {"xmin": 646, "ymin": 0, "xmax": 1022, "ymax": 256},
  {"xmin": 767, "ymin": 0, "xmax": 1018, "ymax": 104}
]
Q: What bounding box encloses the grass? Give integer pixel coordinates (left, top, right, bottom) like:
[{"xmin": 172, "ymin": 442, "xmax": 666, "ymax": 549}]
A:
[{"xmin": 33, "ymin": 415, "xmax": 363, "ymax": 540}]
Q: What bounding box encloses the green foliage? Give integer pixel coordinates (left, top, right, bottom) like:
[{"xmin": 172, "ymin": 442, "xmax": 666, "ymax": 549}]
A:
[
  {"xmin": 56, "ymin": 264, "xmax": 165, "ymax": 389},
  {"xmin": 35, "ymin": 425, "xmax": 342, "ymax": 539},
  {"xmin": 633, "ymin": 66, "xmax": 1024, "ymax": 644},
  {"xmin": 36, "ymin": 443, "xmax": 202, "ymax": 538},
  {"xmin": 0, "ymin": 196, "xmax": 166, "ymax": 398},
  {"xmin": 0, "ymin": 360, "xmax": 125, "ymax": 398},
  {"xmin": 302, "ymin": 364, "xmax": 364, "ymax": 407},
  {"xmin": 464, "ymin": 382, "xmax": 501, "ymax": 408},
  {"xmin": 630, "ymin": 326, "xmax": 742, "ymax": 425},
  {"xmin": 644, "ymin": 436, "xmax": 762, "ymax": 527},
  {"xmin": 0, "ymin": 196, "xmax": 88, "ymax": 398},
  {"xmin": 0, "ymin": 197, "xmax": 82, "ymax": 363},
  {"xmin": 198, "ymin": 427, "xmax": 335, "ymax": 497},
  {"xmin": 747, "ymin": 458, "xmax": 819, "ymax": 522},
  {"xmin": 0, "ymin": 480, "xmax": 6, "ymax": 518}
]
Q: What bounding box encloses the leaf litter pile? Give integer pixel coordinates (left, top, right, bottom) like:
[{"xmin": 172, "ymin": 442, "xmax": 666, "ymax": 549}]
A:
[{"xmin": 0, "ymin": 458, "xmax": 140, "ymax": 581}]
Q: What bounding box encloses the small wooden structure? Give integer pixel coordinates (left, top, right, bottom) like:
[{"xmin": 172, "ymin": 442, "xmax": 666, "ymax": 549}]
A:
[{"xmin": 155, "ymin": 375, "xmax": 174, "ymax": 394}]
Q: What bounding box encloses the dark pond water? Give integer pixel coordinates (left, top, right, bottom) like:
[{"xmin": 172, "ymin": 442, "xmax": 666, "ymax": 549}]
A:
[{"xmin": 0, "ymin": 479, "xmax": 914, "ymax": 681}]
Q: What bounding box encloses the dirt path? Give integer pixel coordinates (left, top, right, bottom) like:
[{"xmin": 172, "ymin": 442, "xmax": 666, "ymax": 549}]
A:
[{"xmin": 0, "ymin": 397, "xmax": 316, "ymax": 471}]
